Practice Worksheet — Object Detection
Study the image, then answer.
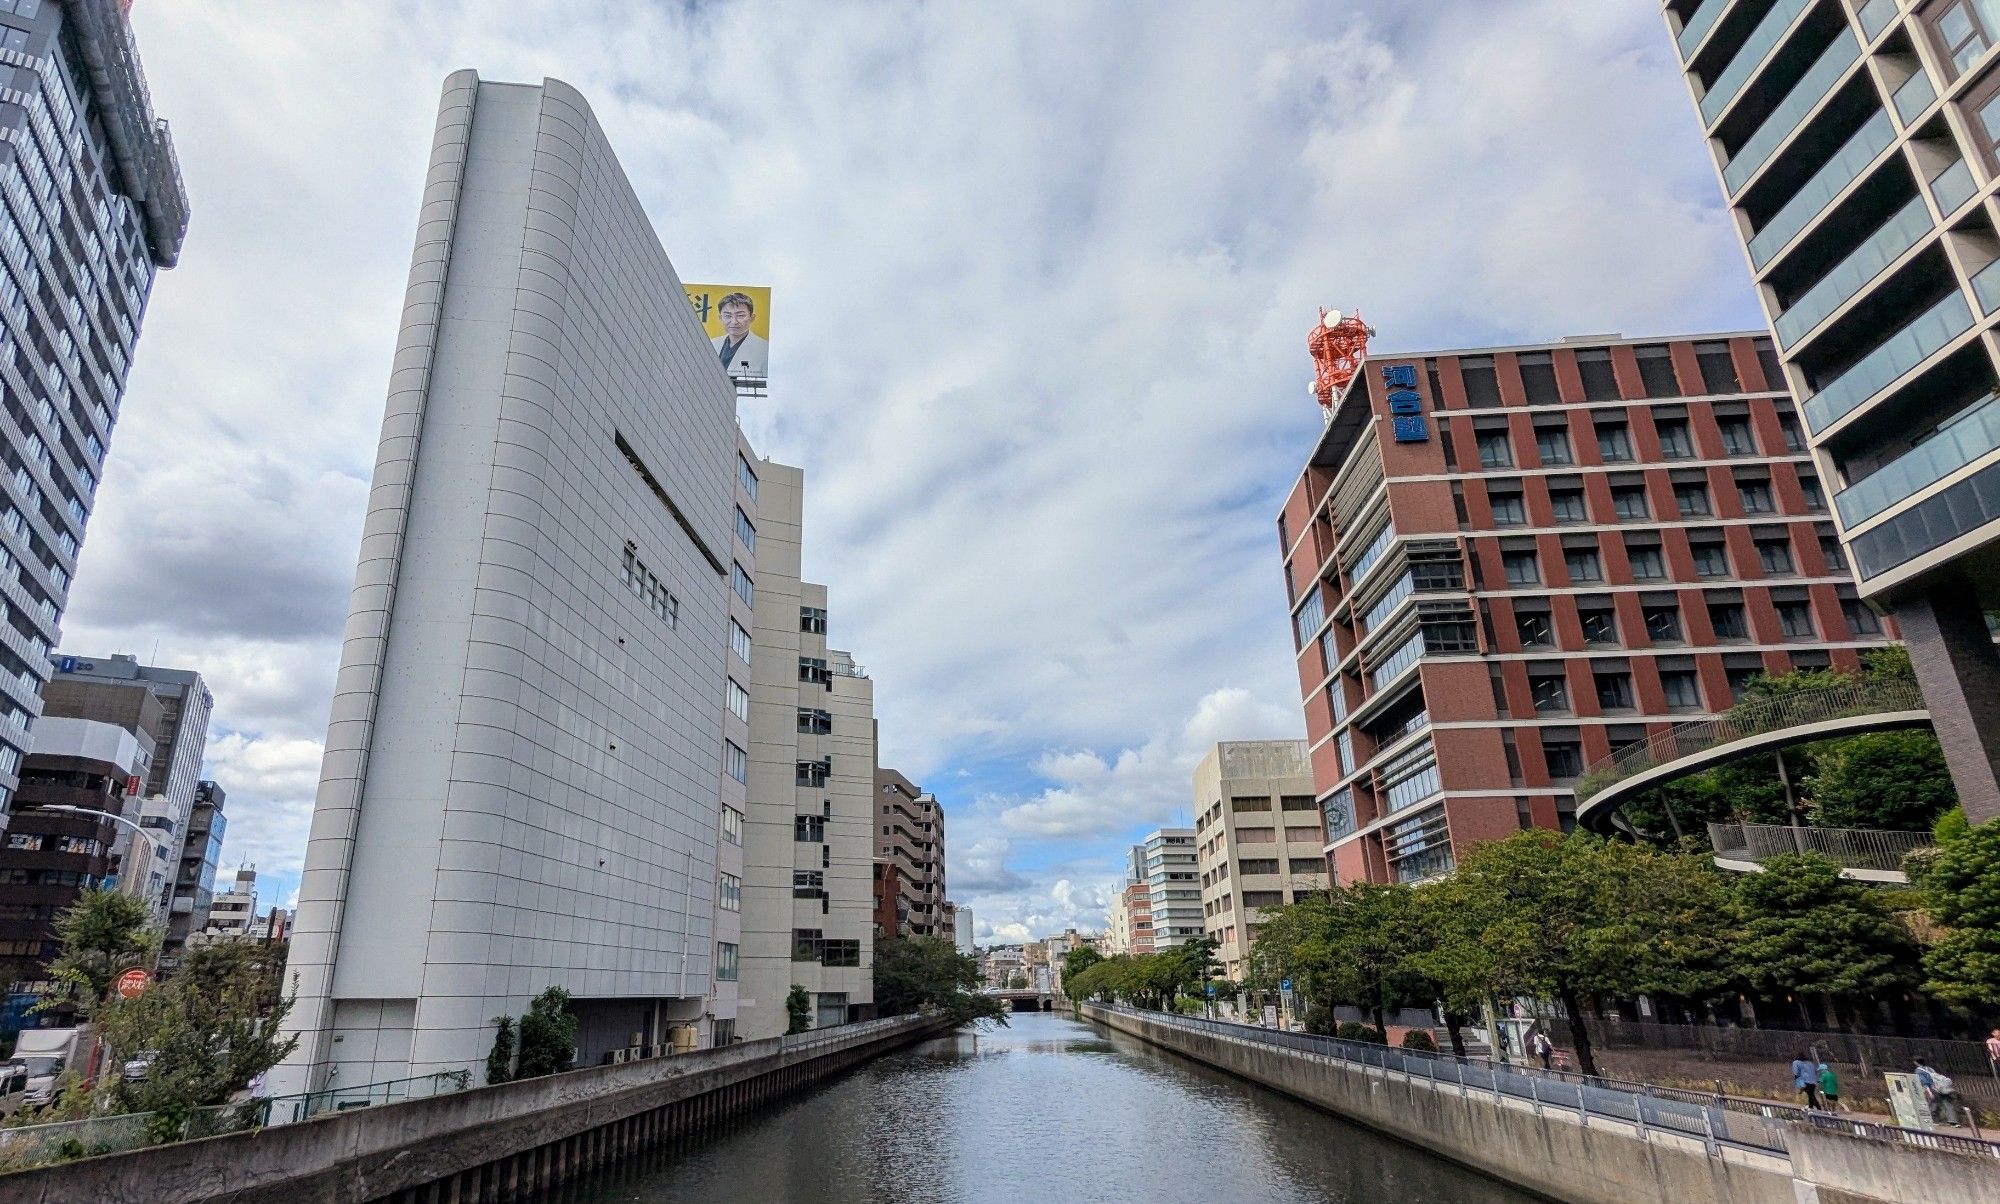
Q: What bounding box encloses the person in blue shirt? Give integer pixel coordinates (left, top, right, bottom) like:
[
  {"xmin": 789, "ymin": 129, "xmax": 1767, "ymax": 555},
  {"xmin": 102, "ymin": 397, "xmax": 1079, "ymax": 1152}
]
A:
[
  {"xmin": 1915, "ymin": 1057, "xmax": 1962, "ymax": 1126},
  {"xmin": 1791, "ymin": 1052, "xmax": 1821, "ymax": 1109}
]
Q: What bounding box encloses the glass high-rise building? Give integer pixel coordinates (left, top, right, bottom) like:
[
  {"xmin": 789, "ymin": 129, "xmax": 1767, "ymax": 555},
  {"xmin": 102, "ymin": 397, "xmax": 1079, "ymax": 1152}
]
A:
[
  {"xmin": 0, "ymin": 0, "xmax": 187, "ymax": 822},
  {"xmin": 1662, "ymin": 0, "xmax": 2000, "ymax": 823}
]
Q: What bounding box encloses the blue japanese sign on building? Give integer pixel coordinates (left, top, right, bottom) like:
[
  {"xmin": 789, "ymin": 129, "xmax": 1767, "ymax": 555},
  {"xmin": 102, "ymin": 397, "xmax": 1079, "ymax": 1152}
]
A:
[{"xmin": 1383, "ymin": 363, "xmax": 1427, "ymax": 443}]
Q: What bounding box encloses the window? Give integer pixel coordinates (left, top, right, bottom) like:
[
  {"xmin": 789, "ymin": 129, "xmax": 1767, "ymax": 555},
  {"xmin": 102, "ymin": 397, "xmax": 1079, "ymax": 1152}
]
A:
[
  {"xmin": 1232, "ymin": 796, "xmax": 1272, "ymax": 813},
  {"xmin": 1535, "ymin": 425, "xmax": 1573, "ymax": 465},
  {"xmin": 1636, "ymin": 346, "xmax": 1680, "ymax": 398},
  {"xmin": 716, "ymin": 942, "xmax": 739, "ymax": 981},
  {"xmin": 738, "ymin": 453, "xmax": 759, "ymax": 499},
  {"xmin": 718, "ymin": 873, "xmax": 741, "ymax": 912},
  {"xmin": 1799, "ymin": 475, "xmax": 1825, "ymax": 511},
  {"xmin": 798, "ymin": 707, "xmax": 832, "ymax": 734},
  {"xmin": 1656, "ymin": 419, "xmax": 1694, "ymax": 459},
  {"xmin": 1628, "ymin": 544, "xmax": 1666, "ymax": 580},
  {"xmin": 793, "ymin": 870, "xmax": 826, "ymax": 898},
  {"xmin": 796, "ymin": 758, "xmax": 831, "ymax": 787},
  {"xmin": 1421, "ymin": 617, "xmax": 1480, "ymax": 652},
  {"xmin": 1460, "ymin": 356, "xmax": 1502, "ymax": 406},
  {"xmin": 1644, "ymin": 605, "xmax": 1683, "ymax": 642},
  {"xmin": 1661, "ymin": 671, "xmax": 1702, "ymax": 709},
  {"xmin": 1543, "ymin": 741, "xmax": 1583, "ymax": 779},
  {"xmin": 795, "ymin": 814, "xmax": 825, "ymax": 842},
  {"xmin": 1612, "ymin": 487, "xmax": 1649, "ymax": 520},
  {"xmin": 1843, "ymin": 597, "xmax": 1883, "ymax": 635},
  {"xmin": 1594, "ymin": 672, "xmax": 1634, "ymax": 709},
  {"xmin": 734, "ymin": 506, "xmax": 757, "ymax": 551},
  {"xmin": 1580, "ymin": 607, "xmax": 1618, "ymax": 644},
  {"xmin": 1718, "ymin": 418, "xmax": 1755, "ymax": 456},
  {"xmin": 1738, "ymin": 481, "xmax": 1774, "ymax": 513},
  {"xmin": 1516, "ymin": 611, "xmax": 1554, "ymax": 646},
  {"xmin": 1281, "ymin": 794, "xmax": 1318, "ymax": 811},
  {"xmin": 821, "ymin": 939, "xmax": 861, "ymax": 967},
  {"xmin": 1695, "ymin": 342, "xmax": 1740, "ymax": 394},
  {"xmin": 1757, "ymin": 342, "xmax": 1785, "ymax": 392},
  {"xmin": 724, "ymin": 741, "xmax": 747, "ymax": 784},
  {"xmin": 1820, "ymin": 534, "xmax": 1847, "ymax": 572},
  {"xmin": 721, "ymin": 804, "xmax": 743, "ymax": 845},
  {"xmin": 1242, "ymin": 891, "xmax": 1287, "ymax": 909},
  {"xmin": 1564, "ymin": 547, "xmax": 1603, "ymax": 583},
  {"xmin": 1708, "ymin": 602, "xmax": 1748, "ymax": 638},
  {"xmin": 1691, "ymin": 540, "xmax": 1730, "ymax": 577},
  {"xmin": 727, "ymin": 678, "xmax": 750, "ymax": 722},
  {"xmin": 801, "ymin": 606, "xmax": 827, "ymax": 635},
  {"xmin": 1576, "ymin": 348, "xmax": 1619, "ymax": 401},
  {"xmin": 1293, "ymin": 590, "xmax": 1326, "ymax": 645},
  {"xmin": 730, "ymin": 620, "xmax": 752, "ymax": 662},
  {"xmin": 730, "ymin": 562, "xmax": 755, "ymax": 606},
  {"xmin": 1777, "ymin": 601, "xmax": 1816, "ymax": 638},
  {"xmin": 1757, "ymin": 537, "xmax": 1795, "ymax": 575},
  {"xmin": 1530, "ymin": 674, "xmax": 1570, "ymax": 712},
  {"xmin": 1518, "ymin": 352, "xmax": 1559, "ymax": 403},
  {"xmin": 1289, "ymin": 858, "xmax": 1324, "ymax": 875},
  {"xmin": 800, "ymin": 657, "xmax": 832, "ymax": 685},
  {"xmin": 1596, "ymin": 421, "xmax": 1634, "ymax": 462},
  {"xmin": 1930, "ymin": 0, "xmax": 2000, "ymax": 75},
  {"xmin": 1503, "ymin": 550, "xmax": 1540, "ymax": 584},
  {"xmin": 1490, "ymin": 492, "xmax": 1526, "ymax": 525},
  {"xmin": 1778, "ymin": 413, "xmax": 1805, "ymax": 453},
  {"xmin": 1549, "ymin": 489, "xmax": 1587, "ymax": 523},
  {"xmin": 1477, "ymin": 429, "xmax": 1514, "ymax": 468},
  {"xmin": 1674, "ymin": 482, "xmax": 1711, "ymax": 516}
]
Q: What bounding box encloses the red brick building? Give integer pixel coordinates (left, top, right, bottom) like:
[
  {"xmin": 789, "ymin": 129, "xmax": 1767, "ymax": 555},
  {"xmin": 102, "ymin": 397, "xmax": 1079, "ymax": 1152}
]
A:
[{"xmin": 1277, "ymin": 331, "xmax": 1893, "ymax": 886}]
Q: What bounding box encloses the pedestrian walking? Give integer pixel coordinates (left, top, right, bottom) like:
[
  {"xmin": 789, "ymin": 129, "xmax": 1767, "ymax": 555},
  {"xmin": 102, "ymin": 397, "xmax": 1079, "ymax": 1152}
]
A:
[
  {"xmin": 1817, "ymin": 1062, "xmax": 1841, "ymax": 1113},
  {"xmin": 1791, "ymin": 1052, "xmax": 1821, "ymax": 1109},
  {"xmin": 1986, "ymin": 1029, "xmax": 2000, "ymax": 1076},
  {"xmin": 1916, "ymin": 1058, "xmax": 1964, "ymax": 1127},
  {"xmin": 1529, "ymin": 1028, "xmax": 1553, "ymax": 1072}
]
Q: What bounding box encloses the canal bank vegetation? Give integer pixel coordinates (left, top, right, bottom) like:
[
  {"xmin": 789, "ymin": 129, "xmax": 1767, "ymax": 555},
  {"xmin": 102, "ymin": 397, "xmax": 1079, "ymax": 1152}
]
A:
[
  {"xmin": 873, "ymin": 937, "xmax": 1007, "ymax": 1026},
  {"xmin": 1061, "ymin": 936, "xmax": 1225, "ymax": 1017},
  {"xmin": 1067, "ymin": 828, "xmax": 2000, "ymax": 1081}
]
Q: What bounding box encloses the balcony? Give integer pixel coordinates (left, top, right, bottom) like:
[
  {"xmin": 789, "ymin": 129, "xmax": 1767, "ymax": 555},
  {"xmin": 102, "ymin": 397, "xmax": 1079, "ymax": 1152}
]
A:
[
  {"xmin": 1773, "ymin": 195, "xmax": 1931, "ymax": 348},
  {"xmin": 1928, "ymin": 158, "xmax": 1978, "ymax": 215},
  {"xmin": 1723, "ymin": 31, "xmax": 1863, "ymax": 195},
  {"xmin": 1891, "ymin": 68, "xmax": 1936, "ymax": 125},
  {"xmin": 1857, "ymin": 0, "xmax": 1899, "ymax": 38},
  {"xmin": 1701, "ymin": 0, "xmax": 1817, "ymax": 125},
  {"xmin": 1835, "ymin": 392, "xmax": 2000, "ymax": 526},
  {"xmin": 1708, "ymin": 821, "xmax": 1933, "ymax": 883},
  {"xmin": 1677, "ymin": 0, "xmax": 1726, "ymax": 60},
  {"xmin": 1748, "ymin": 109, "xmax": 1896, "ymax": 269},
  {"xmin": 1803, "ymin": 291, "xmax": 1974, "ymax": 433}
]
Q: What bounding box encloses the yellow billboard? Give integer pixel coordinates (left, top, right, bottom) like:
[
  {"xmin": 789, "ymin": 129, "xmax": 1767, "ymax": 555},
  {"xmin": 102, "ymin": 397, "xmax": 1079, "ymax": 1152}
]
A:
[{"xmin": 684, "ymin": 283, "xmax": 771, "ymax": 381}]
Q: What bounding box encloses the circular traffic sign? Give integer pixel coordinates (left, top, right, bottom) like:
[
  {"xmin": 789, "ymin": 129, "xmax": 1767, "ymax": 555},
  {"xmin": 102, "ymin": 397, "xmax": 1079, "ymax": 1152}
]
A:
[{"xmin": 115, "ymin": 968, "xmax": 150, "ymax": 1000}]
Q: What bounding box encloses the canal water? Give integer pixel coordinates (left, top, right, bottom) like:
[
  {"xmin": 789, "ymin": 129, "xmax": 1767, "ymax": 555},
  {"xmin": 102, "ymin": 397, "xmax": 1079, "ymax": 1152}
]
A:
[{"xmin": 575, "ymin": 1011, "xmax": 1537, "ymax": 1204}]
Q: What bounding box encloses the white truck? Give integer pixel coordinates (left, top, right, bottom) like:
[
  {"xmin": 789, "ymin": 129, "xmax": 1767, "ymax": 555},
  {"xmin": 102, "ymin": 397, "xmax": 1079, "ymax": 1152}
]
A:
[{"xmin": 10, "ymin": 1027, "xmax": 82, "ymax": 1110}]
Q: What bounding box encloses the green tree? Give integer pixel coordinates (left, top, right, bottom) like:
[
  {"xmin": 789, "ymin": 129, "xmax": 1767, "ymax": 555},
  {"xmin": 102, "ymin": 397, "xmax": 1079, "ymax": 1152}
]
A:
[
  {"xmin": 40, "ymin": 887, "xmax": 158, "ymax": 1018},
  {"xmin": 1806, "ymin": 731, "xmax": 1956, "ymax": 831},
  {"xmin": 785, "ymin": 985, "xmax": 813, "ymax": 1035},
  {"xmin": 514, "ymin": 987, "xmax": 577, "ymax": 1078},
  {"xmin": 95, "ymin": 940, "xmax": 298, "ymax": 1118},
  {"xmin": 1733, "ymin": 854, "xmax": 1920, "ymax": 1030},
  {"xmin": 1921, "ymin": 821, "xmax": 2000, "ymax": 1012},
  {"xmin": 485, "ymin": 1016, "xmax": 515, "ymax": 1085},
  {"xmin": 1062, "ymin": 945, "xmax": 1104, "ymax": 984},
  {"xmin": 1005, "ymin": 972, "xmax": 1028, "ymax": 991},
  {"xmin": 875, "ymin": 936, "xmax": 1006, "ymax": 1026}
]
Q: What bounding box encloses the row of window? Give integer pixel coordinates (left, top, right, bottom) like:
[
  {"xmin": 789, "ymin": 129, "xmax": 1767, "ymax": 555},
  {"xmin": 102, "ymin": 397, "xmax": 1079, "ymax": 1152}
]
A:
[
  {"xmin": 3, "ymin": 832, "xmax": 94, "ymax": 854},
  {"xmin": 1470, "ymin": 408, "xmax": 1803, "ymax": 471},
  {"xmin": 1484, "ymin": 470, "xmax": 1820, "ymax": 528},
  {"xmin": 619, "ymin": 542, "xmax": 679, "ymax": 627},
  {"xmin": 1493, "ymin": 526, "xmax": 1836, "ymax": 587},
  {"xmin": 1435, "ymin": 340, "xmax": 1775, "ymax": 409}
]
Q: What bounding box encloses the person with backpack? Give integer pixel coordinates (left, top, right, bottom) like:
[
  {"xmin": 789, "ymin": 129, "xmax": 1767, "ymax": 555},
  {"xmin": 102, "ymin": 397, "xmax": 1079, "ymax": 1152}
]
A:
[
  {"xmin": 1817, "ymin": 1061, "xmax": 1841, "ymax": 1113},
  {"xmin": 1791, "ymin": 1052, "xmax": 1821, "ymax": 1109},
  {"xmin": 1916, "ymin": 1057, "xmax": 1964, "ymax": 1126},
  {"xmin": 1529, "ymin": 1028, "xmax": 1554, "ymax": 1071}
]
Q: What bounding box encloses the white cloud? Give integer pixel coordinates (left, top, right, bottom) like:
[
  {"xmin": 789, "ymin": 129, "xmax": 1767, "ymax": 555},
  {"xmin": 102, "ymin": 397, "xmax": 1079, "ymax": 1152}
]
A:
[{"xmin": 66, "ymin": 2, "xmax": 1757, "ymax": 936}]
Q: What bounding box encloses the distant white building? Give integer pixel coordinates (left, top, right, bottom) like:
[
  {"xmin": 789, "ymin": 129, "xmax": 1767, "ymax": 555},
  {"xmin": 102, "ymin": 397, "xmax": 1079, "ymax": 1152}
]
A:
[{"xmin": 952, "ymin": 905, "xmax": 974, "ymax": 955}]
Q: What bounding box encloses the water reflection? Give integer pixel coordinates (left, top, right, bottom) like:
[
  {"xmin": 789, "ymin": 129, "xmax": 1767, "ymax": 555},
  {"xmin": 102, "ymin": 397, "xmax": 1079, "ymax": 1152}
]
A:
[{"xmin": 573, "ymin": 1012, "xmax": 1534, "ymax": 1204}]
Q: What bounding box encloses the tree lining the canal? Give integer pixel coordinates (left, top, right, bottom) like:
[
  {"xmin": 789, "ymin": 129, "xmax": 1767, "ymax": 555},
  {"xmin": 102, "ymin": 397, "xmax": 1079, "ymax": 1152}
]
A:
[
  {"xmin": 1061, "ymin": 936, "xmax": 1227, "ymax": 1016},
  {"xmin": 873, "ymin": 936, "xmax": 1007, "ymax": 1026}
]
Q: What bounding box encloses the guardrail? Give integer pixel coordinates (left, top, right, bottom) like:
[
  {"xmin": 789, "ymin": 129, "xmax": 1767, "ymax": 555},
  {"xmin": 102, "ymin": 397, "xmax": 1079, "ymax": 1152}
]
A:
[
  {"xmin": 1575, "ymin": 679, "xmax": 1926, "ymax": 805},
  {"xmin": 1709, "ymin": 821, "xmax": 1933, "ymax": 873},
  {"xmin": 1089, "ymin": 1003, "xmax": 2000, "ymax": 1162}
]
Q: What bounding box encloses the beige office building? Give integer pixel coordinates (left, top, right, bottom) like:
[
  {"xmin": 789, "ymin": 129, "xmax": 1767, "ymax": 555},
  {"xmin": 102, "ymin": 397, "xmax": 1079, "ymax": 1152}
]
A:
[{"xmin": 1194, "ymin": 741, "xmax": 1326, "ymax": 981}]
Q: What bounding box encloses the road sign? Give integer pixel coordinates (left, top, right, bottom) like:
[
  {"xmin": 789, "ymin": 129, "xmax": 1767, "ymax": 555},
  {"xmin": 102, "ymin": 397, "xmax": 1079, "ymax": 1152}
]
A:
[
  {"xmin": 1205, "ymin": 985, "xmax": 1216, "ymax": 997},
  {"xmin": 114, "ymin": 968, "xmax": 149, "ymax": 1000},
  {"xmin": 1281, "ymin": 978, "xmax": 1293, "ymax": 992}
]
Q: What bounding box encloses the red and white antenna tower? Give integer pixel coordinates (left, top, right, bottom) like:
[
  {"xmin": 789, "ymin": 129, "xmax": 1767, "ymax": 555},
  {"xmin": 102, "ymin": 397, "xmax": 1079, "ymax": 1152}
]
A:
[{"xmin": 1308, "ymin": 308, "xmax": 1375, "ymax": 410}]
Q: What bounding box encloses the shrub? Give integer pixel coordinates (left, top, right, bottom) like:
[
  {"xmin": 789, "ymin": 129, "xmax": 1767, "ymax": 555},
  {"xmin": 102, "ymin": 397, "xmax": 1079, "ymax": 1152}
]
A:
[
  {"xmin": 485, "ymin": 1016, "xmax": 515, "ymax": 1085},
  {"xmin": 1336, "ymin": 1021, "xmax": 1385, "ymax": 1044},
  {"xmin": 1400, "ymin": 1029, "xmax": 1438, "ymax": 1052},
  {"xmin": 514, "ymin": 988, "xmax": 577, "ymax": 1079}
]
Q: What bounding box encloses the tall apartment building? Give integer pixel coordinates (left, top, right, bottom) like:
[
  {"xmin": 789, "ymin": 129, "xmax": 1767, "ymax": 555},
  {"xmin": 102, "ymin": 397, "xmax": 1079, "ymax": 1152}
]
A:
[
  {"xmin": 1662, "ymin": 0, "xmax": 2000, "ymax": 823},
  {"xmin": 1278, "ymin": 332, "xmax": 1892, "ymax": 885},
  {"xmin": 167, "ymin": 780, "xmax": 225, "ymax": 961},
  {"xmin": 874, "ymin": 767, "xmax": 947, "ymax": 937},
  {"xmin": 276, "ymin": 75, "xmax": 747, "ymax": 1092},
  {"xmin": 735, "ymin": 451, "xmax": 875, "ymax": 1039},
  {"xmin": 950, "ymin": 902, "xmax": 973, "ymax": 955},
  {"xmin": 0, "ymin": 703, "xmax": 150, "ymax": 1022},
  {"xmin": 0, "ymin": 2, "xmax": 187, "ymax": 827},
  {"xmin": 1133, "ymin": 828, "xmax": 1201, "ymax": 948},
  {"xmin": 1192, "ymin": 741, "xmax": 1326, "ymax": 981},
  {"xmin": 44, "ymin": 654, "xmax": 210, "ymax": 943}
]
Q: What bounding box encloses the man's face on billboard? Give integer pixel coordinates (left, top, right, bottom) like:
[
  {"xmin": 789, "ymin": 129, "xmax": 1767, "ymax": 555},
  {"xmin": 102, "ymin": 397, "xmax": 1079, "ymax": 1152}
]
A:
[{"xmin": 721, "ymin": 302, "xmax": 753, "ymax": 339}]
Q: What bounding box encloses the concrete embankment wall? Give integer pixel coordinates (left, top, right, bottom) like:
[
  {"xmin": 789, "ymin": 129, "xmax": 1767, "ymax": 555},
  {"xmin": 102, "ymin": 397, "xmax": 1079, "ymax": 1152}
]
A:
[
  {"xmin": 1085, "ymin": 1005, "xmax": 1993, "ymax": 1204},
  {"xmin": 0, "ymin": 1014, "xmax": 949, "ymax": 1204}
]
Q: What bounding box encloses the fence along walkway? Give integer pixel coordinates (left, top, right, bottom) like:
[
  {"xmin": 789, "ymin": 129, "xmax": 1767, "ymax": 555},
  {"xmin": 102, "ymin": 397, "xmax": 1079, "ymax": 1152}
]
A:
[{"xmin": 1092, "ymin": 1003, "xmax": 2000, "ymax": 1163}]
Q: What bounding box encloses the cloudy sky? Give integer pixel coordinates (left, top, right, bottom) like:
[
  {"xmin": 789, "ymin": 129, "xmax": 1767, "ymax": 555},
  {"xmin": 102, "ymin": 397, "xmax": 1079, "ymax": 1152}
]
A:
[{"xmin": 63, "ymin": 1, "xmax": 1765, "ymax": 944}]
